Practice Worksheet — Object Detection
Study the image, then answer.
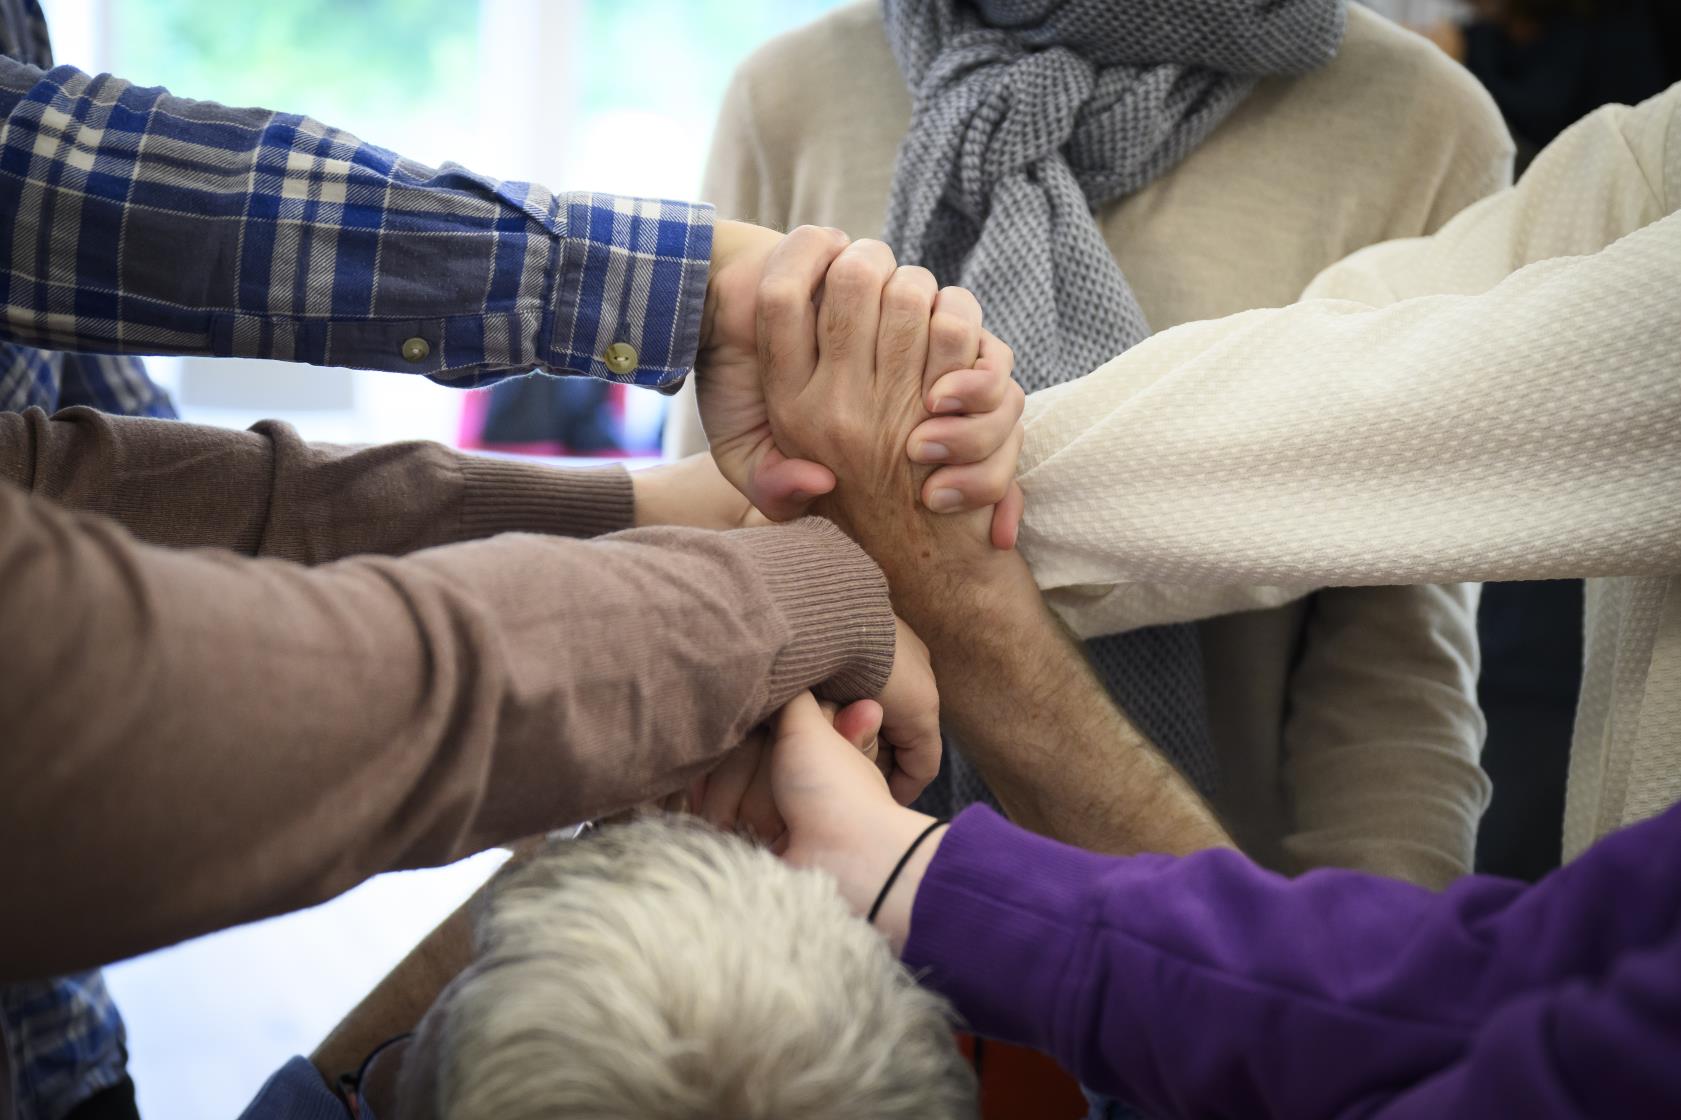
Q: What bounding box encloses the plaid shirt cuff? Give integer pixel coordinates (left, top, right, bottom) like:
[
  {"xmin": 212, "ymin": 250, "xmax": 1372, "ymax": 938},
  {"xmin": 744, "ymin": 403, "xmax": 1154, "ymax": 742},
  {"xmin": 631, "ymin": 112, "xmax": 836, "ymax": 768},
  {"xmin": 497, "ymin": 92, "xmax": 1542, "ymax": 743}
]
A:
[
  {"xmin": 547, "ymin": 193, "xmax": 713, "ymax": 389},
  {"xmin": 0, "ymin": 61, "xmax": 714, "ymax": 394},
  {"xmin": 2, "ymin": 971, "xmax": 129, "ymax": 1120}
]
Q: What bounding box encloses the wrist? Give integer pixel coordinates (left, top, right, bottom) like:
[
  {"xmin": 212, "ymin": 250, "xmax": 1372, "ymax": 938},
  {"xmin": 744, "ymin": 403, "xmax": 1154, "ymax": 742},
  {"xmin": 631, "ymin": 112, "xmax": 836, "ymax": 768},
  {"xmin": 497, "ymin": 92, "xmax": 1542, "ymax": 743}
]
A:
[
  {"xmin": 701, "ymin": 220, "xmax": 781, "ymax": 357},
  {"xmin": 458, "ymin": 457, "xmax": 633, "ymax": 541},
  {"xmin": 631, "ymin": 459, "xmax": 701, "ymax": 529},
  {"xmin": 868, "ymin": 515, "xmax": 1035, "ymax": 630},
  {"xmin": 866, "ymin": 812, "xmax": 947, "ymax": 954},
  {"xmin": 746, "ymin": 518, "xmax": 897, "ymax": 702},
  {"xmin": 699, "ymin": 222, "xmax": 737, "ymax": 356},
  {"xmin": 629, "ymin": 462, "xmax": 669, "ymax": 528}
]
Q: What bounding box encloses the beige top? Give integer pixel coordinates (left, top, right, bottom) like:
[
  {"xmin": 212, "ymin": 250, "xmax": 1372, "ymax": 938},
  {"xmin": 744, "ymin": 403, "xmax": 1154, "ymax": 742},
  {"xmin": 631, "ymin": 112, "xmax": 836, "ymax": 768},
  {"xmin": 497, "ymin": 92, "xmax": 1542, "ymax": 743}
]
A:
[
  {"xmin": 671, "ymin": 2, "xmax": 1514, "ymax": 885},
  {"xmin": 0, "ymin": 407, "xmax": 894, "ymax": 979},
  {"xmin": 1020, "ymin": 87, "xmax": 1681, "ymax": 860}
]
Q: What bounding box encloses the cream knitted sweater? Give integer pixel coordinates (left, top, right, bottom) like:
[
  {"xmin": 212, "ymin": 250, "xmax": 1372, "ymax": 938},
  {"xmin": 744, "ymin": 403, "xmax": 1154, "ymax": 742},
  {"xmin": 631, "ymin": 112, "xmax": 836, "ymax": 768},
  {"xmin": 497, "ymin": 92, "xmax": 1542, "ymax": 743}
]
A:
[{"xmin": 1020, "ymin": 87, "xmax": 1681, "ymax": 858}]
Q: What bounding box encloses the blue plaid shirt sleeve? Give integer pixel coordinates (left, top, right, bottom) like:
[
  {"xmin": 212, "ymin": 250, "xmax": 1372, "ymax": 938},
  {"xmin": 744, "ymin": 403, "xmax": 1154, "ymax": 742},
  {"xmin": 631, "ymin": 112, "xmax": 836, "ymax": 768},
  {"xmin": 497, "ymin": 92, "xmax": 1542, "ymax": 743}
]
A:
[
  {"xmin": 0, "ymin": 58, "xmax": 713, "ymax": 389},
  {"xmin": 1, "ymin": 971, "xmax": 128, "ymax": 1120}
]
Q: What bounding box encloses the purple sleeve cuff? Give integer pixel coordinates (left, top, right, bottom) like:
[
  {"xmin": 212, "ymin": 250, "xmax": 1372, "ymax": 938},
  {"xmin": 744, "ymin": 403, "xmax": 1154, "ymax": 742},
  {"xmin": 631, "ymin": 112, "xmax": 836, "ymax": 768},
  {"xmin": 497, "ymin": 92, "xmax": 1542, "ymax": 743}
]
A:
[{"xmin": 901, "ymin": 805, "xmax": 1139, "ymax": 1053}]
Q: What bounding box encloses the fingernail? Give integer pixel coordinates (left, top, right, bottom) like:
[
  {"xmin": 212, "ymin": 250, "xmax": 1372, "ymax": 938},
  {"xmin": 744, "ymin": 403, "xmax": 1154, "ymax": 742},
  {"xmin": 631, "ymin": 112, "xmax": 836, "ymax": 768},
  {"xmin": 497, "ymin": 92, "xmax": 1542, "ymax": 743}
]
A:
[
  {"xmin": 934, "ymin": 397, "xmax": 962, "ymax": 414},
  {"xmin": 928, "ymin": 488, "xmax": 963, "ymax": 512},
  {"xmin": 912, "ymin": 441, "xmax": 949, "ymax": 463}
]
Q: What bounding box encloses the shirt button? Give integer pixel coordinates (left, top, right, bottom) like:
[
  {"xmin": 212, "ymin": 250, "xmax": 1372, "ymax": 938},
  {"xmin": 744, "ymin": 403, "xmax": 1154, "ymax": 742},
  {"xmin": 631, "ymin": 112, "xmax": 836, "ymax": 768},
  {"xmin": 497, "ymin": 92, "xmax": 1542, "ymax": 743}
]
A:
[
  {"xmin": 400, "ymin": 337, "xmax": 430, "ymax": 363},
  {"xmin": 603, "ymin": 341, "xmax": 638, "ymax": 375}
]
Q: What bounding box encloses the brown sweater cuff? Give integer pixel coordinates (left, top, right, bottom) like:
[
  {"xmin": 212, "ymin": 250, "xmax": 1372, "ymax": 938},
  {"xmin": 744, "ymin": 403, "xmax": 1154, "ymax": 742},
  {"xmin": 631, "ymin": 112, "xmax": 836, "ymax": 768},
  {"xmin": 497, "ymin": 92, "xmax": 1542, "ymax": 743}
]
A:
[
  {"xmin": 744, "ymin": 517, "xmax": 897, "ymax": 703},
  {"xmin": 456, "ymin": 456, "xmax": 634, "ymax": 542}
]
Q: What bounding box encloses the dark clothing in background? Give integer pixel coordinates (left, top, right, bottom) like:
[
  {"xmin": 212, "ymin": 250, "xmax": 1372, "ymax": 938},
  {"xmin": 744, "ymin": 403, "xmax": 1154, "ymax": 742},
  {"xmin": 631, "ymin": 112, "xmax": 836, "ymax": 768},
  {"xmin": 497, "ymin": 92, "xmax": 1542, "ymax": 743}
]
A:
[
  {"xmin": 1464, "ymin": 0, "xmax": 1671, "ymax": 164},
  {"xmin": 59, "ymin": 1081, "xmax": 137, "ymax": 1120},
  {"xmin": 1474, "ymin": 580, "xmax": 1583, "ymax": 880}
]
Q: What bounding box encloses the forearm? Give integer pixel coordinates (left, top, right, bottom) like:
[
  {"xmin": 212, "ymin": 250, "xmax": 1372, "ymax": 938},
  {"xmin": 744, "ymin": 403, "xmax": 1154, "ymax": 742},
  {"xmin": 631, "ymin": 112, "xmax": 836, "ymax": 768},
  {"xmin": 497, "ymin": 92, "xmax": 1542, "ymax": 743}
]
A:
[
  {"xmin": 1022, "ymin": 211, "xmax": 1681, "ymax": 598},
  {"xmin": 0, "ymin": 487, "xmax": 892, "ymax": 979},
  {"xmin": 901, "ymin": 546, "xmax": 1229, "ymax": 856},
  {"xmin": 0, "ymin": 57, "xmax": 709, "ymax": 387},
  {"xmin": 0, "ymin": 407, "xmax": 633, "ymax": 560},
  {"xmin": 1019, "ymin": 94, "xmax": 1681, "ymax": 618}
]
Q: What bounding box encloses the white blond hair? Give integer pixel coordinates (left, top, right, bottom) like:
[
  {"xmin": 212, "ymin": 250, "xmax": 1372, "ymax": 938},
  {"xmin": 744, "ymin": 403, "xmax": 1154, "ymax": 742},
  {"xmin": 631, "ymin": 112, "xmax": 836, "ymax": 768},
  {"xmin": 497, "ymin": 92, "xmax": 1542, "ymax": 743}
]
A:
[{"xmin": 400, "ymin": 815, "xmax": 976, "ymax": 1120}]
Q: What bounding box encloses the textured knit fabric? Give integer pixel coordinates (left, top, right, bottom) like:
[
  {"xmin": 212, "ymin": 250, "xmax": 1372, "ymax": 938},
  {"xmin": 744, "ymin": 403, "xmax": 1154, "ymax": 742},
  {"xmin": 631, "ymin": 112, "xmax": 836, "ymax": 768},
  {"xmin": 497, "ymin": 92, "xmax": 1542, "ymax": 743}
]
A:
[
  {"xmin": 1015, "ymin": 86, "xmax": 1681, "ymax": 858},
  {"xmin": 904, "ymin": 801, "xmax": 1681, "ymax": 1117},
  {"xmin": 879, "ymin": 0, "xmax": 1346, "ymax": 390},
  {"xmin": 0, "ymin": 44, "xmax": 709, "ymax": 1116},
  {"xmin": 233, "ymin": 1058, "xmax": 346, "ymax": 1120},
  {"xmin": 0, "ymin": 58, "xmax": 711, "ymax": 389},
  {"xmin": 674, "ymin": 1, "xmax": 1505, "ymax": 886},
  {"xmin": 0, "ymin": 407, "xmax": 897, "ymax": 979},
  {"xmin": 882, "ymin": 0, "xmax": 1342, "ymax": 809},
  {"xmin": 0, "ymin": 10, "xmax": 157, "ymax": 1120}
]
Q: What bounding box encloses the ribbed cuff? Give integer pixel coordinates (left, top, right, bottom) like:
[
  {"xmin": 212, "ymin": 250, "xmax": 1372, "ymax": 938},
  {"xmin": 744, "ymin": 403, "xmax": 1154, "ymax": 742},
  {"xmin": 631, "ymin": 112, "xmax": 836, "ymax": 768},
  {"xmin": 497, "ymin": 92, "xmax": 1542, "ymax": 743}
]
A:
[
  {"xmin": 744, "ymin": 517, "xmax": 896, "ymax": 703},
  {"xmin": 457, "ymin": 456, "xmax": 634, "ymax": 542},
  {"xmin": 902, "ymin": 806, "xmax": 1113, "ymax": 1054}
]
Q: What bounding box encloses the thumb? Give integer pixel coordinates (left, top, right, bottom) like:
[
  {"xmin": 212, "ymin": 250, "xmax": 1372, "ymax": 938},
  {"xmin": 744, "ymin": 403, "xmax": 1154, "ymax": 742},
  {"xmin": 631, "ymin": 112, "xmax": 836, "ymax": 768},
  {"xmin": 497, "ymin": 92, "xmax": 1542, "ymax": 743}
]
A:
[
  {"xmin": 772, "ymin": 689, "xmax": 829, "ymax": 751},
  {"xmin": 742, "ymin": 451, "xmax": 836, "ymax": 522},
  {"xmin": 833, "ymin": 699, "xmax": 884, "ymax": 756},
  {"xmin": 771, "ymin": 691, "xmax": 868, "ymax": 799}
]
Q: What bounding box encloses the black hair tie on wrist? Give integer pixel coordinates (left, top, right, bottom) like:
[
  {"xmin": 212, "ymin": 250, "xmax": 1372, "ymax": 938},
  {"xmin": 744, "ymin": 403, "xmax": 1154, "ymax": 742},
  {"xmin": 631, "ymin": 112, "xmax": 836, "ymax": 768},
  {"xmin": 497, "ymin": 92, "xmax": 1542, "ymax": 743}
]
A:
[{"xmin": 867, "ymin": 818, "xmax": 949, "ymax": 925}]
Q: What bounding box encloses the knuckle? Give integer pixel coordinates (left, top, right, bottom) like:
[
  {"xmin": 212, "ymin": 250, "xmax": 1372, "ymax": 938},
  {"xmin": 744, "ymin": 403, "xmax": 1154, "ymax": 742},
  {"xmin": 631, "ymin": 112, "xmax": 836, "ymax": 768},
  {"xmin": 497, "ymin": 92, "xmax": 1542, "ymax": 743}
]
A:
[
  {"xmin": 1007, "ymin": 379, "xmax": 1027, "ymax": 415},
  {"xmin": 936, "ymin": 284, "xmax": 982, "ymax": 318},
  {"xmin": 825, "ymin": 252, "xmax": 884, "ymax": 296},
  {"xmin": 851, "ymin": 238, "xmax": 898, "ymax": 266},
  {"xmin": 930, "ymin": 312, "xmax": 973, "ymax": 355},
  {"xmin": 757, "ymin": 276, "xmax": 809, "ymax": 317},
  {"xmin": 972, "ymin": 370, "xmax": 1008, "ymax": 408},
  {"xmin": 883, "ymin": 270, "xmax": 935, "ymax": 317}
]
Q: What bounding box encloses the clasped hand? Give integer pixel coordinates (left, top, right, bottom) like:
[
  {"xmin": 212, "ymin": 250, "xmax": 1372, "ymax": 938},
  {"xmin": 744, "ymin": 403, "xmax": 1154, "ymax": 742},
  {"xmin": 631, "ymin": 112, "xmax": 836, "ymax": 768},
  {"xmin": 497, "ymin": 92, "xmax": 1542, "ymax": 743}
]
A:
[
  {"xmin": 697, "ymin": 221, "xmax": 1023, "ymax": 541},
  {"xmin": 683, "ymin": 223, "xmax": 1024, "ymax": 837}
]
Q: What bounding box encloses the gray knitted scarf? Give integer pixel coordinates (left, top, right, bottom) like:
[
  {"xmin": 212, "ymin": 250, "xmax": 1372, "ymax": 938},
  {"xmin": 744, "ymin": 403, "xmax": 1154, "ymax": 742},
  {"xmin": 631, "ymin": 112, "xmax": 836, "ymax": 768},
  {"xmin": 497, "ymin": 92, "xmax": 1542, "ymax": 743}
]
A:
[{"xmin": 883, "ymin": 0, "xmax": 1347, "ymax": 810}]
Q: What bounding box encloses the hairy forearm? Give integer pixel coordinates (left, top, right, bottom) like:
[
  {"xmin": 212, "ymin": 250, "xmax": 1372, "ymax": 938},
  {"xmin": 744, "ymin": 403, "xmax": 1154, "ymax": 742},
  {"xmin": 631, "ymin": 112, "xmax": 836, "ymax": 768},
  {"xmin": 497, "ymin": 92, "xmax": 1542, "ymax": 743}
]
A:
[
  {"xmin": 855, "ymin": 506, "xmax": 1230, "ymax": 856},
  {"xmin": 928, "ymin": 567, "xmax": 1228, "ymax": 855}
]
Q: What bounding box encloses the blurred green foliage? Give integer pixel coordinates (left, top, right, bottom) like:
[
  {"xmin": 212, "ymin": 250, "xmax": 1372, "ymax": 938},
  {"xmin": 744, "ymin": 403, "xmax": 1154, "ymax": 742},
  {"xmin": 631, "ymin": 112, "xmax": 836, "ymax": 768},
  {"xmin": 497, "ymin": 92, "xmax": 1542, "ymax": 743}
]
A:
[
  {"xmin": 107, "ymin": 0, "xmax": 845, "ymax": 166},
  {"xmin": 575, "ymin": 0, "xmax": 847, "ymax": 115},
  {"xmin": 112, "ymin": 0, "xmax": 475, "ymax": 132}
]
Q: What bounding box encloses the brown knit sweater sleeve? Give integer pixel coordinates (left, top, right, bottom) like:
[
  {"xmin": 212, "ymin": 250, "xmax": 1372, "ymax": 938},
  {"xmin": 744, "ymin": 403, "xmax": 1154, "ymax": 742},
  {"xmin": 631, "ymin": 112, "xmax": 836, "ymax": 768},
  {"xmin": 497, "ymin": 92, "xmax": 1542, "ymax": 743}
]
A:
[
  {"xmin": 0, "ymin": 405, "xmax": 634, "ymax": 558},
  {"xmin": 0, "ymin": 413, "xmax": 894, "ymax": 981}
]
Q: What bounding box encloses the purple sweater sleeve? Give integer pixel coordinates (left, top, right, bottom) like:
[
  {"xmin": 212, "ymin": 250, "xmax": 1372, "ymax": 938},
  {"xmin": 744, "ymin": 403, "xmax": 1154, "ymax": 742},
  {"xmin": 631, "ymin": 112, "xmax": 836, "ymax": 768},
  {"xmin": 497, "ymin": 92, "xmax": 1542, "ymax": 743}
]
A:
[{"xmin": 903, "ymin": 805, "xmax": 1681, "ymax": 1118}]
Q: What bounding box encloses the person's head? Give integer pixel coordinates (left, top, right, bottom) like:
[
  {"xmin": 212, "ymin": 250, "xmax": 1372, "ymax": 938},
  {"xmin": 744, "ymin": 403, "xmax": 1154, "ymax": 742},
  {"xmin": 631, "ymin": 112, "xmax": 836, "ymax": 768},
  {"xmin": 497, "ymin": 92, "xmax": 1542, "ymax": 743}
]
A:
[{"xmin": 398, "ymin": 815, "xmax": 976, "ymax": 1120}]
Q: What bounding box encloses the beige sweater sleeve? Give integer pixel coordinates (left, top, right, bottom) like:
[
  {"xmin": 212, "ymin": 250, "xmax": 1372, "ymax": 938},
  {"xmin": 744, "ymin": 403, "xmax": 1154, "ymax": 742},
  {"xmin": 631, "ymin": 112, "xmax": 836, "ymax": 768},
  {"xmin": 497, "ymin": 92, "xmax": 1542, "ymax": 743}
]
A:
[
  {"xmin": 1018, "ymin": 89, "xmax": 1681, "ymax": 614},
  {"xmin": 0, "ymin": 412, "xmax": 894, "ymax": 980},
  {"xmin": 1273, "ymin": 100, "xmax": 1513, "ymax": 887}
]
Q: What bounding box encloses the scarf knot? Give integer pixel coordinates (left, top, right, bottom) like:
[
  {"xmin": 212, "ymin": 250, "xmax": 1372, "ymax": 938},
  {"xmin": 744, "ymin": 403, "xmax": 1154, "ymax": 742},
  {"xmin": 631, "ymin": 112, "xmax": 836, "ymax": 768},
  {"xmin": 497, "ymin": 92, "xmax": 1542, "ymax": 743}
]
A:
[
  {"xmin": 883, "ymin": 0, "xmax": 1347, "ymax": 387},
  {"xmin": 941, "ymin": 44, "xmax": 1093, "ymax": 220},
  {"xmin": 884, "ymin": 0, "xmax": 1348, "ymax": 822}
]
